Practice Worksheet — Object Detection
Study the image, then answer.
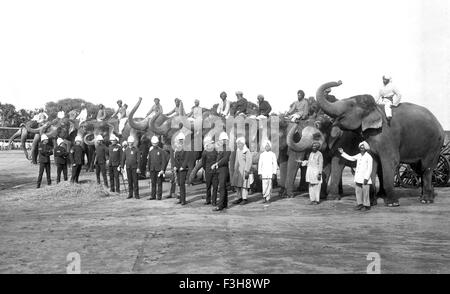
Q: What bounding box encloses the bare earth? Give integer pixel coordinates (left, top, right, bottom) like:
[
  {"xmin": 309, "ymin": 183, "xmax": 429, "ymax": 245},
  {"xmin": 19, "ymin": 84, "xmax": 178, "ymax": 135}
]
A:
[{"xmin": 1, "ymin": 150, "xmax": 449, "ymax": 274}]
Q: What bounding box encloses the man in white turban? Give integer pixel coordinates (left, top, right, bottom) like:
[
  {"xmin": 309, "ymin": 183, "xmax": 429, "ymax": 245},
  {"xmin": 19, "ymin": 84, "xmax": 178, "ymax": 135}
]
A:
[
  {"xmin": 258, "ymin": 140, "xmax": 278, "ymax": 203},
  {"xmin": 338, "ymin": 141, "xmax": 374, "ymax": 211}
]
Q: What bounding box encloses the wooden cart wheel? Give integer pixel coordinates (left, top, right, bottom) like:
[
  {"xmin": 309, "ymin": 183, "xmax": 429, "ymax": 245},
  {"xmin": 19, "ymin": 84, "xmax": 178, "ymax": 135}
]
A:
[
  {"xmin": 432, "ymin": 154, "xmax": 450, "ymax": 187},
  {"xmin": 396, "ymin": 163, "xmax": 421, "ymax": 188}
]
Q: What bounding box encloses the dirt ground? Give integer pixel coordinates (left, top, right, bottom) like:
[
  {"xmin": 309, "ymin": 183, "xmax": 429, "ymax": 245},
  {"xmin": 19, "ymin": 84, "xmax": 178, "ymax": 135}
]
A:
[{"xmin": 1, "ymin": 150, "xmax": 449, "ymax": 274}]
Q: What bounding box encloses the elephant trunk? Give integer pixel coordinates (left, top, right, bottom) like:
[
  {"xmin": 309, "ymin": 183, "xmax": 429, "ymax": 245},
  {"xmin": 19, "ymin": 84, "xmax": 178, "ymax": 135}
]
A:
[
  {"xmin": 25, "ymin": 122, "xmax": 46, "ymax": 134},
  {"xmin": 151, "ymin": 114, "xmax": 171, "ymax": 135},
  {"xmin": 8, "ymin": 128, "xmax": 21, "ymax": 149},
  {"xmin": 84, "ymin": 133, "xmax": 96, "ymax": 146},
  {"xmin": 286, "ymin": 124, "xmax": 310, "ymax": 152},
  {"xmin": 128, "ymin": 97, "xmax": 149, "ymax": 131},
  {"xmin": 316, "ymin": 81, "xmax": 347, "ymax": 118}
]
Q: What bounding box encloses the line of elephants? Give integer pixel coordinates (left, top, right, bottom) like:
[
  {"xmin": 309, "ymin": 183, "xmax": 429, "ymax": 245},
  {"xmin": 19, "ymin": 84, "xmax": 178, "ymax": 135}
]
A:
[{"xmin": 9, "ymin": 81, "xmax": 445, "ymax": 206}]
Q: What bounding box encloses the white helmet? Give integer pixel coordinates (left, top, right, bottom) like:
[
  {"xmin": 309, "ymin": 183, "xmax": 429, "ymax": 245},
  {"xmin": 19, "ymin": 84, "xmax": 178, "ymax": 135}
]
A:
[
  {"xmin": 110, "ymin": 134, "xmax": 118, "ymax": 142},
  {"xmin": 40, "ymin": 134, "xmax": 49, "ymax": 141},
  {"xmin": 219, "ymin": 132, "xmax": 229, "ymax": 141},
  {"xmin": 151, "ymin": 136, "xmax": 159, "ymax": 144},
  {"xmin": 175, "ymin": 132, "xmax": 185, "ymax": 141},
  {"xmin": 96, "ymin": 135, "xmax": 104, "ymax": 141},
  {"xmin": 75, "ymin": 135, "xmax": 83, "ymax": 142},
  {"xmin": 57, "ymin": 138, "xmax": 64, "ymax": 146},
  {"xmin": 127, "ymin": 136, "xmax": 135, "ymax": 143},
  {"xmin": 203, "ymin": 136, "xmax": 213, "ymax": 145}
]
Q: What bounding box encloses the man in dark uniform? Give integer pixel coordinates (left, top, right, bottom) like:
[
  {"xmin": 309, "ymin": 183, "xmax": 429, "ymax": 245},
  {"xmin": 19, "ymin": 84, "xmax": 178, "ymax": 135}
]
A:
[
  {"xmin": 36, "ymin": 134, "xmax": 53, "ymax": 188},
  {"xmin": 172, "ymin": 133, "xmax": 188, "ymax": 205},
  {"xmin": 108, "ymin": 134, "xmax": 122, "ymax": 193},
  {"xmin": 146, "ymin": 136, "xmax": 169, "ymax": 200},
  {"xmin": 70, "ymin": 136, "xmax": 84, "ymax": 183},
  {"xmin": 94, "ymin": 135, "xmax": 109, "ymax": 188},
  {"xmin": 211, "ymin": 132, "xmax": 231, "ymax": 211},
  {"xmin": 121, "ymin": 136, "xmax": 141, "ymax": 199},
  {"xmin": 201, "ymin": 137, "xmax": 219, "ymax": 205},
  {"xmin": 54, "ymin": 138, "xmax": 69, "ymax": 183}
]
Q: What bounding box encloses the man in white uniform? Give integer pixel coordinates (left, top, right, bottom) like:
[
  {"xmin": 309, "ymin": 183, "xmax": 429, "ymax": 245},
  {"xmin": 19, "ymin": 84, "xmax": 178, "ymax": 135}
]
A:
[
  {"xmin": 338, "ymin": 141, "xmax": 374, "ymax": 211},
  {"xmin": 377, "ymin": 75, "xmax": 401, "ymax": 123}
]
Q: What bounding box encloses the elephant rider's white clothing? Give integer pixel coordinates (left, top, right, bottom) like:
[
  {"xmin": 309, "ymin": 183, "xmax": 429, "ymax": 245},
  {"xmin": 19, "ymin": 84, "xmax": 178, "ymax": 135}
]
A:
[
  {"xmin": 57, "ymin": 111, "xmax": 65, "ymax": 119},
  {"xmin": 218, "ymin": 99, "xmax": 230, "ymax": 117},
  {"xmin": 76, "ymin": 108, "xmax": 88, "ymax": 124},
  {"xmin": 33, "ymin": 112, "xmax": 49, "ymax": 124},
  {"xmin": 377, "ymin": 82, "xmax": 401, "ymax": 118},
  {"xmin": 115, "ymin": 106, "xmax": 128, "ymax": 134},
  {"xmin": 340, "ymin": 152, "xmax": 373, "ymax": 185},
  {"xmin": 187, "ymin": 106, "xmax": 203, "ymax": 122}
]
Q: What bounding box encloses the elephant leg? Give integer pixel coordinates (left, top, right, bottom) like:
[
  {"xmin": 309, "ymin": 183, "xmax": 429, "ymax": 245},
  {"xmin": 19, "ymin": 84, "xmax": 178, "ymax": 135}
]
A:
[
  {"xmin": 370, "ymin": 159, "xmax": 379, "ymax": 206},
  {"xmin": 31, "ymin": 134, "xmax": 40, "ymax": 164},
  {"xmin": 321, "ymin": 163, "xmax": 331, "ymax": 199},
  {"xmin": 376, "ymin": 160, "xmax": 386, "ymax": 197},
  {"xmin": 327, "ymin": 156, "xmax": 345, "ymax": 200},
  {"xmin": 380, "ymin": 156, "xmax": 399, "ymax": 206},
  {"xmin": 278, "ymin": 161, "xmax": 288, "ymax": 196},
  {"xmin": 285, "ymin": 157, "xmax": 300, "ymax": 197},
  {"xmin": 420, "ymin": 151, "xmax": 440, "ymax": 203},
  {"xmin": 421, "ymin": 167, "xmax": 434, "ymax": 203},
  {"xmin": 20, "ymin": 129, "xmax": 30, "ymax": 160},
  {"xmin": 298, "ymin": 166, "xmax": 308, "ymax": 192}
]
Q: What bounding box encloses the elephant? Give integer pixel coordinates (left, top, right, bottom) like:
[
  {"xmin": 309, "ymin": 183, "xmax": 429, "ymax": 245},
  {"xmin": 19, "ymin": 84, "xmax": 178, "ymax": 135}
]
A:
[
  {"xmin": 315, "ymin": 80, "xmax": 445, "ymax": 206},
  {"xmin": 8, "ymin": 123, "xmax": 38, "ymax": 161},
  {"xmin": 286, "ymin": 112, "xmax": 383, "ymax": 203}
]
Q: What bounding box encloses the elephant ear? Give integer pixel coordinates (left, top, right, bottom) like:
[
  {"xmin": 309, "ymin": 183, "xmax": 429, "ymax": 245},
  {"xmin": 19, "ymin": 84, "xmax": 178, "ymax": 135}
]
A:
[
  {"xmin": 328, "ymin": 126, "xmax": 343, "ymax": 150},
  {"xmin": 362, "ymin": 109, "xmax": 383, "ymax": 132}
]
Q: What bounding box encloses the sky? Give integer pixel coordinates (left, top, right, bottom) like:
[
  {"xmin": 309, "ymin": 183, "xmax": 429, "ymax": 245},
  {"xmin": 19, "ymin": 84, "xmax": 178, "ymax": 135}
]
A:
[{"xmin": 0, "ymin": 0, "xmax": 449, "ymax": 128}]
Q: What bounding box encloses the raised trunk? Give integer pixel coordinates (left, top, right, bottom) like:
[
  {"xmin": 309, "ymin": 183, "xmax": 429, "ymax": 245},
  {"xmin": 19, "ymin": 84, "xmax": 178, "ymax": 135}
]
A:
[
  {"xmin": 286, "ymin": 124, "xmax": 313, "ymax": 152},
  {"xmin": 25, "ymin": 121, "xmax": 46, "ymax": 134},
  {"xmin": 128, "ymin": 97, "xmax": 149, "ymax": 131},
  {"xmin": 84, "ymin": 133, "xmax": 96, "ymax": 146},
  {"xmin": 316, "ymin": 80, "xmax": 347, "ymax": 118},
  {"xmin": 150, "ymin": 113, "xmax": 172, "ymax": 135}
]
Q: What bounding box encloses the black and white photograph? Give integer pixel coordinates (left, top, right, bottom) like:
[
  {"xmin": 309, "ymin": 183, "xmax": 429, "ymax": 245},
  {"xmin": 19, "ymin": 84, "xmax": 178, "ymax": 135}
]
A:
[{"xmin": 0, "ymin": 0, "xmax": 449, "ymax": 279}]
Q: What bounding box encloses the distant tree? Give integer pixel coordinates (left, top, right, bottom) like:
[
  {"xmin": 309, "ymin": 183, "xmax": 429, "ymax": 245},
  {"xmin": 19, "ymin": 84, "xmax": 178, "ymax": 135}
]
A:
[
  {"xmin": 0, "ymin": 102, "xmax": 18, "ymax": 127},
  {"xmin": 45, "ymin": 98, "xmax": 114, "ymax": 120}
]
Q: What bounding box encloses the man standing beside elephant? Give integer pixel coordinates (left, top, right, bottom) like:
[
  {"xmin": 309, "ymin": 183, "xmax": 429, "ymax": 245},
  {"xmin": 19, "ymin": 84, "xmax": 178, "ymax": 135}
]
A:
[
  {"xmin": 70, "ymin": 136, "xmax": 84, "ymax": 184},
  {"xmin": 172, "ymin": 133, "xmax": 189, "ymax": 205},
  {"xmin": 339, "ymin": 142, "xmax": 373, "ymax": 211},
  {"xmin": 54, "ymin": 138, "xmax": 69, "ymax": 184},
  {"xmin": 146, "ymin": 136, "xmax": 169, "ymax": 201},
  {"xmin": 94, "ymin": 135, "xmax": 109, "ymax": 188},
  {"xmin": 108, "ymin": 134, "xmax": 122, "ymax": 193},
  {"xmin": 36, "ymin": 134, "xmax": 53, "ymax": 189},
  {"xmin": 211, "ymin": 131, "xmax": 231, "ymax": 211}
]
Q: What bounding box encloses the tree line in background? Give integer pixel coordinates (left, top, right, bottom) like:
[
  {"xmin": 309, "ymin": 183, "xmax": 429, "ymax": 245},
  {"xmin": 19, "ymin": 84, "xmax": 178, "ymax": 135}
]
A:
[{"xmin": 0, "ymin": 98, "xmax": 115, "ymax": 127}]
